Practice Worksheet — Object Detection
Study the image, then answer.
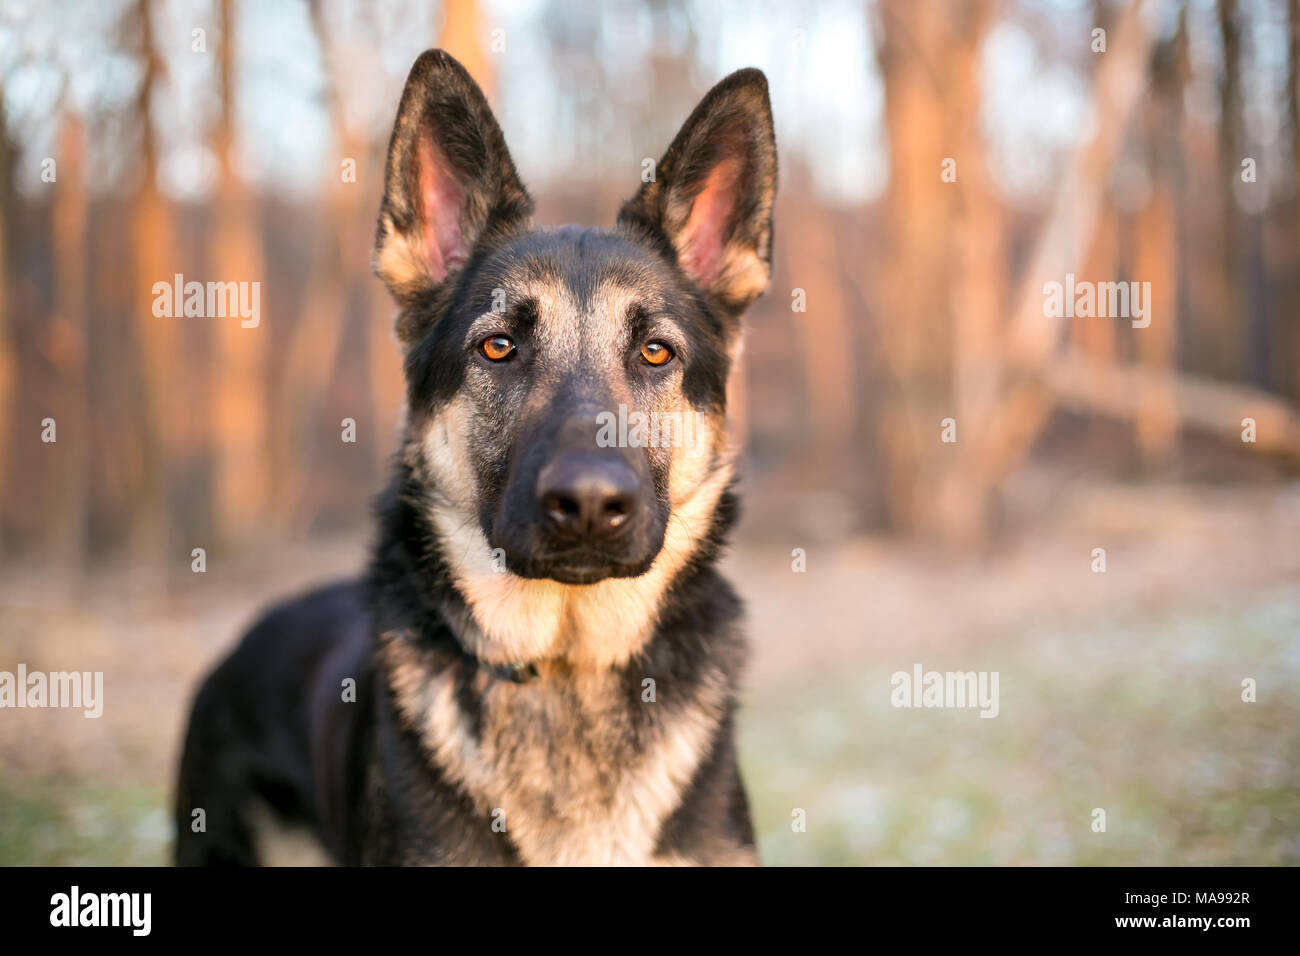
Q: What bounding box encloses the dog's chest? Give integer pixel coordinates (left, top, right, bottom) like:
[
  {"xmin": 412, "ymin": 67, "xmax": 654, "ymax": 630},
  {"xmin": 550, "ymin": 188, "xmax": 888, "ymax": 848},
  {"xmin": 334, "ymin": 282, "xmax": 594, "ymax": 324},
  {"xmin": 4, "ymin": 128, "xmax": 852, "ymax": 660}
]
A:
[{"xmin": 382, "ymin": 639, "xmax": 722, "ymax": 865}]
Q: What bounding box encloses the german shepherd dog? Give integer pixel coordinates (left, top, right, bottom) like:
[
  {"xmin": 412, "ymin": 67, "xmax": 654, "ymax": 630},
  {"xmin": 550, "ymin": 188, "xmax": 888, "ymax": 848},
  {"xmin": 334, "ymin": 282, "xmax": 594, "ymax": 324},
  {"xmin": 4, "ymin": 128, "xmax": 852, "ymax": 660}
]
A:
[{"xmin": 175, "ymin": 49, "xmax": 776, "ymax": 866}]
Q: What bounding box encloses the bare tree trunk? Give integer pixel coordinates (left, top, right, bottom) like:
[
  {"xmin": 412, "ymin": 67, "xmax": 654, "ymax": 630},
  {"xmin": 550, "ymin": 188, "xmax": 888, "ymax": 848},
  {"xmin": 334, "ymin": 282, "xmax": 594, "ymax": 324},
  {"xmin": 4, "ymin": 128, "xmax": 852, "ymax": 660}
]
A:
[
  {"xmin": 1216, "ymin": 0, "xmax": 1245, "ymax": 380},
  {"xmin": 129, "ymin": 0, "xmax": 179, "ymax": 562},
  {"xmin": 1134, "ymin": 188, "xmax": 1178, "ymax": 465},
  {"xmin": 934, "ymin": 0, "xmax": 1004, "ymax": 541},
  {"xmin": 49, "ymin": 115, "xmax": 89, "ymax": 565},
  {"xmin": 1133, "ymin": 23, "xmax": 1187, "ymax": 468},
  {"xmin": 211, "ymin": 0, "xmax": 268, "ymax": 546},
  {"xmin": 789, "ymin": 186, "xmax": 854, "ymax": 483},
  {"xmin": 441, "ymin": 0, "xmax": 493, "ymax": 98},
  {"xmin": 1289, "ymin": 0, "xmax": 1300, "ymax": 406},
  {"xmin": 875, "ymin": 0, "xmax": 960, "ymax": 532},
  {"xmin": 0, "ymin": 86, "xmax": 15, "ymax": 554},
  {"xmin": 1071, "ymin": 205, "xmax": 1118, "ymax": 363},
  {"xmin": 875, "ymin": 0, "xmax": 1001, "ymax": 540}
]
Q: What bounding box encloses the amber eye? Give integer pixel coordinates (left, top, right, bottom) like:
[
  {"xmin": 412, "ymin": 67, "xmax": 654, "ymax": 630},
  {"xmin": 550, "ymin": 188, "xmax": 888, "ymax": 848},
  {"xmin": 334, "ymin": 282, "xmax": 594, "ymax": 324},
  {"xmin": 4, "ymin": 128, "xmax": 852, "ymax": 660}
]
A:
[
  {"xmin": 640, "ymin": 341, "xmax": 674, "ymax": 367},
  {"xmin": 480, "ymin": 335, "xmax": 516, "ymax": 362}
]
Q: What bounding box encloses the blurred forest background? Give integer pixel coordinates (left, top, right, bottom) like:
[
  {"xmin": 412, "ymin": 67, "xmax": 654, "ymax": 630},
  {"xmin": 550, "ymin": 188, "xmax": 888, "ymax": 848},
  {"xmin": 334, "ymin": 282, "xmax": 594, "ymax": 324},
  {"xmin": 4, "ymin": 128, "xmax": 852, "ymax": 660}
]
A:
[{"xmin": 1, "ymin": 0, "xmax": 1298, "ymax": 866}]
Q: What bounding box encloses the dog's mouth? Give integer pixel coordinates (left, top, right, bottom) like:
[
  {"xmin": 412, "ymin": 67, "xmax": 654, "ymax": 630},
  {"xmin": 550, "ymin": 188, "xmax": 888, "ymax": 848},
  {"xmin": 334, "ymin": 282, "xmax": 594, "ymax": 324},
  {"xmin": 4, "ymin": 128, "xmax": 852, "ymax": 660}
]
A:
[{"xmin": 510, "ymin": 547, "xmax": 657, "ymax": 585}]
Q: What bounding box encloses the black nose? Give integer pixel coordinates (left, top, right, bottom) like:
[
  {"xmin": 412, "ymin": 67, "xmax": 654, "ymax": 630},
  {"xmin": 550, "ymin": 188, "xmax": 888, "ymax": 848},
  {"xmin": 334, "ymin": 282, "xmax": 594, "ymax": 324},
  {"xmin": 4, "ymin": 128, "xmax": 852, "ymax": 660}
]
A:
[{"xmin": 537, "ymin": 453, "xmax": 641, "ymax": 541}]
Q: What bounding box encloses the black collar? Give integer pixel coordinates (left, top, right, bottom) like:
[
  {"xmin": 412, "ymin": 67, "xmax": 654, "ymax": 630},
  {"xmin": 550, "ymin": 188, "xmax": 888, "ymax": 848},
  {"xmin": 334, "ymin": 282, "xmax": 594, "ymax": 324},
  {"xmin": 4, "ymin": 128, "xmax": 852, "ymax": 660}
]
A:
[{"xmin": 472, "ymin": 656, "xmax": 539, "ymax": 683}]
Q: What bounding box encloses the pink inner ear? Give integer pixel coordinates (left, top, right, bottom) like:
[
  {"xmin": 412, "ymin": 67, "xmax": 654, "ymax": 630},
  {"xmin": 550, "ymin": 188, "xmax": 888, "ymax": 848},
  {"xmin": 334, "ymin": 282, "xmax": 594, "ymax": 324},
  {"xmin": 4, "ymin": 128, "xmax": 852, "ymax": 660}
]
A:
[
  {"xmin": 677, "ymin": 158, "xmax": 740, "ymax": 288},
  {"xmin": 416, "ymin": 134, "xmax": 468, "ymax": 285}
]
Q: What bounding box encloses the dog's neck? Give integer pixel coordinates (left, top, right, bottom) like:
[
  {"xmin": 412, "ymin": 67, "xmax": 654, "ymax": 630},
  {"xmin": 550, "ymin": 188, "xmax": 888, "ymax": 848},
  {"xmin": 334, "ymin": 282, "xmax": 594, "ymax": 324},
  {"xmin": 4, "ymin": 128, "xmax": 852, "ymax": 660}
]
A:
[{"xmin": 367, "ymin": 460, "xmax": 739, "ymax": 672}]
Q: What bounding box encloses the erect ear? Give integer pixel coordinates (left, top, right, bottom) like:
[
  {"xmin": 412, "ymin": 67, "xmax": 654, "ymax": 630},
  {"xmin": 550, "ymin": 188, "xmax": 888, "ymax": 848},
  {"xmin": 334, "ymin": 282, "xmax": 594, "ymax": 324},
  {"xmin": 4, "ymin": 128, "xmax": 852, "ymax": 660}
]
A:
[
  {"xmin": 617, "ymin": 68, "xmax": 777, "ymax": 314},
  {"xmin": 374, "ymin": 50, "xmax": 533, "ymax": 336}
]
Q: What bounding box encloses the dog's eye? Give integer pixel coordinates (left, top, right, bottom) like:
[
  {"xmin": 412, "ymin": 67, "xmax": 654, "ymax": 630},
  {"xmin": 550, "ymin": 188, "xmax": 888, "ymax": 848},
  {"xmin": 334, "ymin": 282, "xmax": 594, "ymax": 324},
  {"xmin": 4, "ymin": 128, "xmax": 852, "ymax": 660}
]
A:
[
  {"xmin": 640, "ymin": 341, "xmax": 674, "ymax": 367},
  {"xmin": 480, "ymin": 335, "xmax": 516, "ymax": 362}
]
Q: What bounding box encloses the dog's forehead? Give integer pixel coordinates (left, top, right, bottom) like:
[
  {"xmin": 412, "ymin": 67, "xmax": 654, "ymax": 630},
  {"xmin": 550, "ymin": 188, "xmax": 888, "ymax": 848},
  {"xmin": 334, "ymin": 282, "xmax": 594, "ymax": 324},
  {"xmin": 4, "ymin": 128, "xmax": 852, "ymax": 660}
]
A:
[{"xmin": 475, "ymin": 228, "xmax": 674, "ymax": 355}]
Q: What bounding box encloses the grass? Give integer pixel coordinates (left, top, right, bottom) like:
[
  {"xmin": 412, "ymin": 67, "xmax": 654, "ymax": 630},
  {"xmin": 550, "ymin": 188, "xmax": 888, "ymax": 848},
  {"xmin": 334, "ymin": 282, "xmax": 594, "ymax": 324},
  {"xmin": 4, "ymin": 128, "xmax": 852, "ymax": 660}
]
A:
[
  {"xmin": 2, "ymin": 583, "xmax": 1296, "ymax": 866},
  {"xmin": 739, "ymin": 586, "xmax": 1300, "ymax": 865},
  {"xmin": 0, "ymin": 779, "xmax": 170, "ymax": 866}
]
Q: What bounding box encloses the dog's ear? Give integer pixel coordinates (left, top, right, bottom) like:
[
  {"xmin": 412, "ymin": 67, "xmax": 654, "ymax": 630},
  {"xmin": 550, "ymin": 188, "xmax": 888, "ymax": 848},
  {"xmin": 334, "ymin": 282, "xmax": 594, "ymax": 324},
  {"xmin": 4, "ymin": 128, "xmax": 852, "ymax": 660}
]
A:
[
  {"xmin": 617, "ymin": 68, "xmax": 776, "ymax": 314},
  {"xmin": 374, "ymin": 50, "xmax": 533, "ymax": 337}
]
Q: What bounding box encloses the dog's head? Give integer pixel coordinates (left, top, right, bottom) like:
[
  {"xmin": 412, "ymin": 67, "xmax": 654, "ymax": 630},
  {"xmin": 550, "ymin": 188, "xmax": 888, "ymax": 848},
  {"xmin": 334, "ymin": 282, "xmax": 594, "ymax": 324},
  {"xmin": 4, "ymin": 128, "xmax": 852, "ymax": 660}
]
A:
[{"xmin": 374, "ymin": 50, "xmax": 775, "ymax": 607}]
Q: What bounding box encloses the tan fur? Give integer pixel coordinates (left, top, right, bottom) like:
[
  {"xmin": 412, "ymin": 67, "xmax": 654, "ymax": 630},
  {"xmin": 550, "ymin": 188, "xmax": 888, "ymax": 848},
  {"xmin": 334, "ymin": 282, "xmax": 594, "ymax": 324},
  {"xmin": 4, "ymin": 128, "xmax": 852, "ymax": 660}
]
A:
[
  {"xmin": 421, "ymin": 413, "xmax": 730, "ymax": 670},
  {"xmin": 374, "ymin": 214, "xmax": 432, "ymax": 301},
  {"xmin": 711, "ymin": 245, "xmax": 770, "ymax": 307},
  {"xmin": 247, "ymin": 801, "xmax": 335, "ymax": 867},
  {"xmin": 381, "ymin": 633, "xmax": 731, "ymax": 866}
]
